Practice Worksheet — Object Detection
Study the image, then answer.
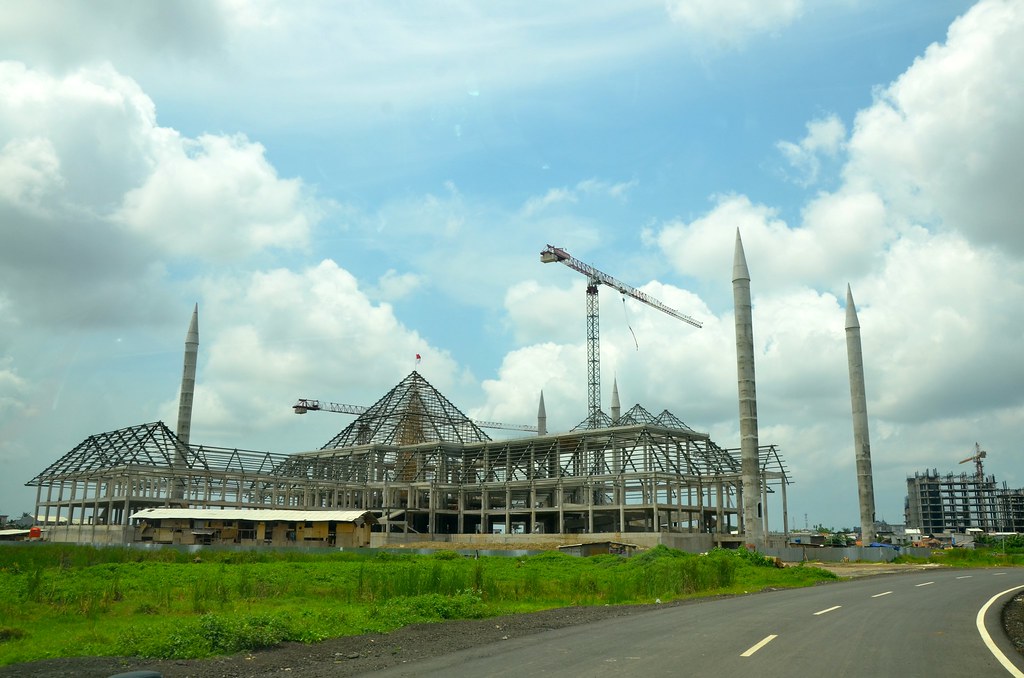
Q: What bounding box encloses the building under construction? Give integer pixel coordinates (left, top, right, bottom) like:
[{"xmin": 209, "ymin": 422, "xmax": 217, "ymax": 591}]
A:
[
  {"xmin": 27, "ymin": 371, "xmax": 791, "ymax": 549},
  {"xmin": 905, "ymin": 468, "xmax": 1024, "ymax": 535},
  {"xmin": 27, "ymin": 243, "xmax": 794, "ymax": 550}
]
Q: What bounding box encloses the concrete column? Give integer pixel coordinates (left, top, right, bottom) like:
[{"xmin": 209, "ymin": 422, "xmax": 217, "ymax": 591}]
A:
[
  {"xmin": 176, "ymin": 304, "xmax": 199, "ymax": 445},
  {"xmin": 537, "ymin": 391, "xmax": 547, "ymax": 436},
  {"xmin": 733, "ymin": 231, "xmax": 763, "ymax": 544},
  {"xmin": 845, "ymin": 285, "xmax": 877, "ymax": 545}
]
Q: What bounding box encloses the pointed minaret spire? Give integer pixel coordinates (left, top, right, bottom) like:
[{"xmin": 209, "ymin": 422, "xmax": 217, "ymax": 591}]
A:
[
  {"xmin": 845, "ymin": 284, "xmax": 876, "ymax": 546},
  {"xmin": 537, "ymin": 390, "xmax": 547, "ymax": 436},
  {"xmin": 845, "ymin": 284, "xmax": 860, "ymax": 330},
  {"xmin": 732, "ymin": 230, "xmax": 762, "ymax": 544},
  {"xmin": 610, "ymin": 377, "xmax": 621, "ymax": 424},
  {"xmin": 733, "ymin": 230, "xmax": 751, "ymax": 283},
  {"xmin": 176, "ymin": 304, "xmax": 199, "ymax": 446}
]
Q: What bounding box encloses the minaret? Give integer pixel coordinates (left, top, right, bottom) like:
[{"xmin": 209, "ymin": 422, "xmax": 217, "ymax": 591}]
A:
[
  {"xmin": 732, "ymin": 231, "xmax": 762, "ymax": 544},
  {"xmin": 610, "ymin": 378, "xmax": 621, "ymax": 424},
  {"xmin": 176, "ymin": 304, "xmax": 199, "ymax": 445},
  {"xmin": 845, "ymin": 285, "xmax": 876, "ymax": 546},
  {"xmin": 537, "ymin": 391, "xmax": 547, "ymax": 436}
]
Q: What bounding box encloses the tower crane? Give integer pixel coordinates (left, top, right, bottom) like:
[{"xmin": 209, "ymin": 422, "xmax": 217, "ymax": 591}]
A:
[
  {"xmin": 540, "ymin": 244, "xmax": 702, "ymax": 428},
  {"xmin": 292, "ymin": 398, "xmax": 538, "ymax": 432},
  {"xmin": 959, "ymin": 442, "xmax": 987, "ymax": 480}
]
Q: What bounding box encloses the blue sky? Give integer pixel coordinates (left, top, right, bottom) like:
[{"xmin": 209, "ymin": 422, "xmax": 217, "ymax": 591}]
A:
[{"xmin": 2, "ymin": 0, "xmax": 1022, "ymax": 531}]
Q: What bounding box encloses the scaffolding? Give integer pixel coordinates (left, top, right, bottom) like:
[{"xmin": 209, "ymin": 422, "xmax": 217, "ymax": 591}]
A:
[
  {"xmin": 26, "ymin": 372, "xmax": 791, "ymax": 545},
  {"xmin": 905, "ymin": 469, "xmax": 1024, "ymax": 534}
]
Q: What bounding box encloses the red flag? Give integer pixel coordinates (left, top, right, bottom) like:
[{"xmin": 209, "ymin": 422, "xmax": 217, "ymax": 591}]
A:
[{"xmin": 415, "ymin": 354, "xmax": 421, "ymax": 364}]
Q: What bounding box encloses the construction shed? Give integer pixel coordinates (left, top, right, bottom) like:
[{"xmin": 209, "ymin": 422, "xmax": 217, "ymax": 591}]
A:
[
  {"xmin": 557, "ymin": 541, "xmax": 638, "ymax": 557},
  {"xmin": 0, "ymin": 529, "xmax": 33, "ymax": 542},
  {"xmin": 131, "ymin": 508, "xmax": 376, "ymax": 547}
]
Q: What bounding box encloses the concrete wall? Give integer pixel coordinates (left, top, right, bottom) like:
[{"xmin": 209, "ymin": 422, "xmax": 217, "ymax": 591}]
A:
[
  {"xmin": 43, "ymin": 524, "xmax": 127, "ymax": 544},
  {"xmin": 369, "ymin": 531, "xmax": 673, "ymax": 550}
]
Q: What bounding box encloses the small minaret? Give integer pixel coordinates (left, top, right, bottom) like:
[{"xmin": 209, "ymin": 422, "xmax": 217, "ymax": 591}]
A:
[
  {"xmin": 845, "ymin": 285, "xmax": 876, "ymax": 546},
  {"xmin": 176, "ymin": 304, "xmax": 199, "ymax": 445},
  {"xmin": 610, "ymin": 378, "xmax": 621, "ymax": 425},
  {"xmin": 733, "ymin": 231, "xmax": 763, "ymax": 544},
  {"xmin": 537, "ymin": 391, "xmax": 547, "ymax": 436}
]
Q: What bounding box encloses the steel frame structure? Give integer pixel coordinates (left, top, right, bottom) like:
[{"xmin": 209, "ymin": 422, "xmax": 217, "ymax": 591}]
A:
[{"xmin": 27, "ymin": 373, "xmax": 791, "ymax": 544}]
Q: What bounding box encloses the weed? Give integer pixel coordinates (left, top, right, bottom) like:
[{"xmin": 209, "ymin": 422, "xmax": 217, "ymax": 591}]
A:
[{"xmin": 0, "ymin": 628, "xmax": 26, "ymax": 643}]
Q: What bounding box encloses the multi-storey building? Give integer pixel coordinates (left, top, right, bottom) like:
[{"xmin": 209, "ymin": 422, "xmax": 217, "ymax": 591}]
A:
[{"xmin": 905, "ymin": 469, "xmax": 1024, "ymax": 534}]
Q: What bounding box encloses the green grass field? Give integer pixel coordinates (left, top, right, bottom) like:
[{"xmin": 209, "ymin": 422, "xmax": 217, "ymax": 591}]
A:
[{"xmin": 0, "ymin": 544, "xmax": 836, "ymax": 665}]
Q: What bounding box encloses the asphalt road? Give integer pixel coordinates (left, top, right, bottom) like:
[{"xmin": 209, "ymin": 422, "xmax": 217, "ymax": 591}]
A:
[{"xmin": 370, "ymin": 569, "xmax": 1024, "ymax": 677}]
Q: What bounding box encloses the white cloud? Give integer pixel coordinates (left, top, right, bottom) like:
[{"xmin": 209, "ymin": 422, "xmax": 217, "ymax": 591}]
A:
[
  {"xmin": 0, "ymin": 1, "xmax": 224, "ymax": 70},
  {"xmin": 178, "ymin": 259, "xmax": 458, "ymax": 444},
  {"xmin": 776, "ymin": 114, "xmax": 846, "ymax": 186},
  {"xmin": 856, "ymin": 232, "xmax": 1024, "ymax": 425},
  {"xmin": 0, "ymin": 61, "xmax": 325, "ymax": 329},
  {"xmin": 504, "ymin": 279, "xmax": 582, "ymax": 345},
  {"xmin": 476, "ymin": 343, "xmax": 583, "ymax": 431},
  {"xmin": 521, "ymin": 188, "xmax": 578, "ymax": 217},
  {"xmin": 643, "ymin": 0, "xmax": 1024, "ymax": 526},
  {"xmin": 0, "ymin": 359, "xmax": 29, "ymax": 416},
  {"xmin": 844, "ymin": 0, "xmax": 1024, "ymax": 253},
  {"xmin": 665, "ymin": 0, "xmax": 806, "ymax": 49},
  {"xmin": 521, "ymin": 179, "xmax": 637, "ymax": 218},
  {"xmin": 0, "ymin": 137, "xmax": 63, "ymax": 212},
  {"xmin": 115, "ymin": 133, "xmax": 318, "ymax": 260},
  {"xmin": 370, "ymin": 270, "xmax": 422, "ymax": 303}
]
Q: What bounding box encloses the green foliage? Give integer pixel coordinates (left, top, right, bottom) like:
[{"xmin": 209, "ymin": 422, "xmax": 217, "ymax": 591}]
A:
[{"xmin": 0, "ymin": 543, "xmax": 840, "ymax": 665}]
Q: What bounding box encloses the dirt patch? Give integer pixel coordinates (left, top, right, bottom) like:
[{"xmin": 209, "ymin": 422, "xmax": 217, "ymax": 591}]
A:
[{"xmin": 803, "ymin": 561, "xmax": 943, "ymax": 578}]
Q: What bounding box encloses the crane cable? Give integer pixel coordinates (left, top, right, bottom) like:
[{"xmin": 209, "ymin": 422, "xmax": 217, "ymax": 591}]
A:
[{"xmin": 621, "ymin": 295, "xmax": 639, "ymax": 351}]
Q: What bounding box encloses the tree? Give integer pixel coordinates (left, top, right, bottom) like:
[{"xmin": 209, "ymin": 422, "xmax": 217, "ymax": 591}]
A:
[{"xmin": 11, "ymin": 512, "xmax": 34, "ymax": 528}]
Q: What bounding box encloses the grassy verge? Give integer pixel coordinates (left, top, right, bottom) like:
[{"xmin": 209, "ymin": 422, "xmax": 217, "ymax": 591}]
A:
[{"xmin": 0, "ymin": 544, "xmax": 835, "ymax": 665}]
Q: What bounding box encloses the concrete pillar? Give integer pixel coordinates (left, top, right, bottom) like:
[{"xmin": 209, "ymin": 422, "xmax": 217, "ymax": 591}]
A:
[
  {"xmin": 845, "ymin": 285, "xmax": 876, "ymax": 545},
  {"xmin": 176, "ymin": 304, "xmax": 199, "ymax": 445},
  {"xmin": 733, "ymin": 231, "xmax": 763, "ymax": 544},
  {"xmin": 537, "ymin": 391, "xmax": 547, "ymax": 436}
]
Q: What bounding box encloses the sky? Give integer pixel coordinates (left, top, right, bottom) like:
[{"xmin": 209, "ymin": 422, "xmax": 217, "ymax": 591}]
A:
[{"xmin": 1, "ymin": 0, "xmax": 1021, "ymax": 531}]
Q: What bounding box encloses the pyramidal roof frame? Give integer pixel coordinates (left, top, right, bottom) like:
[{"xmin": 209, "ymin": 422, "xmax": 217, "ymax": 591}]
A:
[
  {"xmin": 26, "ymin": 421, "xmax": 289, "ymax": 485},
  {"xmin": 571, "ymin": 404, "xmax": 698, "ymax": 432},
  {"xmin": 321, "ymin": 371, "xmax": 490, "ymax": 449}
]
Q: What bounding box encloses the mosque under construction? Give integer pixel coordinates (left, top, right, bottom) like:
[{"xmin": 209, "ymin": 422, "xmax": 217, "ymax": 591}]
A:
[
  {"xmin": 26, "ymin": 369, "xmax": 792, "ymax": 549},
  {"xmin": 25, "ymin": 238, "xmax": 796, "ymax": 551}
]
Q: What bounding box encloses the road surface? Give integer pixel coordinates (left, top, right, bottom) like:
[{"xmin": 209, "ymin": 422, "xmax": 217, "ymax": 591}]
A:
[{"xmin": 370, "ymin": 568, "xmax": 1024, "ymax": 677}]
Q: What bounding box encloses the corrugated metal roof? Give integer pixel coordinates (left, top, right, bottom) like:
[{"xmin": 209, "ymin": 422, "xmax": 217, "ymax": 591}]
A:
[{"xmin": 130, "ymin": 508, "xmax": 376, "ymax": 523}]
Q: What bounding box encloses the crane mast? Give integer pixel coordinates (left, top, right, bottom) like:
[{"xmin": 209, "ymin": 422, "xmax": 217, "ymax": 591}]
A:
[
  {"xmin": 959, "ymin": 441, "xmax": 987, "ymax": 480},
  {"xmin": 540, "ymin": 244, "xmax": 702, "ymax": 428}
]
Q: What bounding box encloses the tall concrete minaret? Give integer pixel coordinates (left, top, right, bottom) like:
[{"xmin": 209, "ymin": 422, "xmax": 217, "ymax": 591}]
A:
[
  {"xmin": 733, "ymin": 231, "xmax": 762, "ymax": 544},
  {"xmin": 845, "ymin": 285, "xmax": 876, "ymax": 545},
  {"xmin": 537, "ymin": 390, "xmax": 547, "ymax": 436},
  {"xmin": 610, "ymin": 377, "xmax": 621, "ymax": 424},
  {"xmin": 176, "ymin": 304, "xmax": 199, "ymax": 445}
]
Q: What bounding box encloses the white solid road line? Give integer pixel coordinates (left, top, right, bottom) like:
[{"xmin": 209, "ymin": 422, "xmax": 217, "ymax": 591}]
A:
[
  {"xmin": 915, "ymin": 581, "xmax": 935, "ymax": 587},
  {"xmin": 871, "ymin": 591, "xmax": 893, "ymax": 598},
  {"xmin": 976, "ymin": 584, "xmax": 1024, "ymax": 677},
  {"xmin": 741, "ymin": 634, "xmax": 778, "ymax": 657},
  {"xmin": 813, "ymin": 605, "xmax": 841, "ymax": 616}
]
